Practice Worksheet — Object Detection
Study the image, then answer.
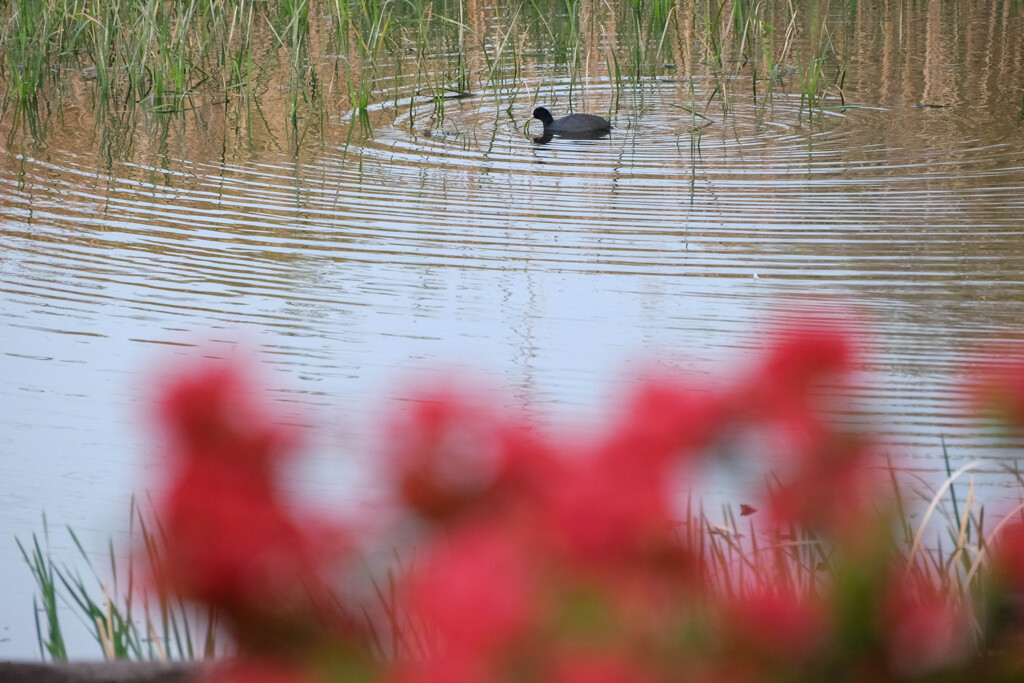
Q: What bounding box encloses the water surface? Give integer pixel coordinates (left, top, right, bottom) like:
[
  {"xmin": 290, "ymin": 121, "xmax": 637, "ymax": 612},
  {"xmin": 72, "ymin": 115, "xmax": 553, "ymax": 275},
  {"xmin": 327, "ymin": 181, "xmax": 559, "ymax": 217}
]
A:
[{"xmin": 2, "ymin": 0, "xmax": 1024, "ymax": 658}]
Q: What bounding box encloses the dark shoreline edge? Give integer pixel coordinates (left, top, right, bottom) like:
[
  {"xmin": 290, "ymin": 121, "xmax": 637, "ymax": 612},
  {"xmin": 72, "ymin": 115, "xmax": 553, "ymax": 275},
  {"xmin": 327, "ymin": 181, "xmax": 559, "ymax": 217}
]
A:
[{"xmin": 0, "ymin": 662, "xmax": 193, "ymax": 682}]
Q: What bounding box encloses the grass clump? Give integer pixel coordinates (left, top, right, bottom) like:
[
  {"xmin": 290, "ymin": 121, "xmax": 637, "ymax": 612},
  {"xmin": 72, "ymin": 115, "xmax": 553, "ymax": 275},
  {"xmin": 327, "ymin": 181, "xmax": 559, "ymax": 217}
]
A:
[{"xmin": 20, "ymin": 499, "xmax": 220, "ymax": 663}]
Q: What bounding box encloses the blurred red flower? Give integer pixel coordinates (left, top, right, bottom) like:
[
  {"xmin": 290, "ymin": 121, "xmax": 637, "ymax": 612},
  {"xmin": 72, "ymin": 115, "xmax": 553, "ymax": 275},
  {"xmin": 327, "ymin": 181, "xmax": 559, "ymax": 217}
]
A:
[
  {"xmin": 137, "ymin": 322, "xmax": 1024, "ymax": 682},
  {"xmin": 386, "ymin": 389, "xmax": 505, "ymax": 523},
  {"xmin": 398, "ymin": 523, "xmax": 539, "ymax": 682},
  {"xmin": 720, "ymin": 583, "xmax": 827, "ymax": 667},
  {"xmin": 969, "ymin": 351, "xmax": 1024, "ymax": 432},
  {"xmin": 152, "ymin": 361, "xmax": 353, "ymax": 653},
  {"xmin": 990, "ymin": 518, "xmax": 1024, "ymax": 593},
  {"xmin": 546, "ymin": 649, "xmax": 657, "ymax": 683},
  {"xmin": 882, "ymin": 571, "xmax": 968, "ymax": 676}
]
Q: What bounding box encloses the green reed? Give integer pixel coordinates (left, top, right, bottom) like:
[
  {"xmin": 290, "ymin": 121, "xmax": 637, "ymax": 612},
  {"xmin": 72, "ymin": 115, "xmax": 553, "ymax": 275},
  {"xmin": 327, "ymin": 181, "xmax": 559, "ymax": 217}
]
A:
[
  {"xmin": 16, "ymin": 518, "xmax": 67, "ymax": 662},
  {"xmin": 344, "ymin": 0, "xmax": 393, "ymax": 118},
  {"xmin": 0, "ymin": 0, "xmax": 867, "ymax": 139},
  {"xmin": 482, "ymin": 12, "xmax": 524, "ymax": 114},
  {"xmin": 17, "ymin": 498, "xmax": 221, "ymax": 662},
  {"xmin": 793, "ymin": 0, "xmax": 846, "ymax": 110},
  {"xmin": 223, "ymin": 2, "xmax": 259, "ymax": 98},
  {"xmin": 2, "ymin": 0, "xmax": 53, "ymax": 102},
  {"xmin": 1, "ymin": 0, "xmax": 305, "ymax": 110}
]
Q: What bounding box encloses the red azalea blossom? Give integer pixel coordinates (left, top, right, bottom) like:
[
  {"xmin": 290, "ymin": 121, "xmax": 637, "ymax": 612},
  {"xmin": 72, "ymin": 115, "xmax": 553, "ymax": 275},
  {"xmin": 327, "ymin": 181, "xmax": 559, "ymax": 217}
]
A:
[
  {"xmin": 882, "ymin": 572, "xmax": 968, "ymax": 676},
  {"xmin": 752, "ymin": 320, "xmax": 856, "ymax": 398},
  {"xmin": 990, "ymin": 518, "xmax": 1024, "ymax": 593},
  {"xmin": 152, "ymin": 361, "xmax": 353, "ymax": 651},
  {"xmin": 160, "ymin": 464, "xmax": 346, "ymax": 620},
  {"xmin": 404, "ymin": 523, "xmax": 539, "ymax": 669},
  {"xmin": 539, "ymin": 449, "xmax": 678, "ymax": 572},
  {"xmin": 388, "ymin": 653, "xmax": 490, "ymax": 683},
  {"xmin": 157, "ymin": 361, "xmax": 298, "ymax": 471},
  {"xmin": 764, "ymin": 436, "xmax": 881, "ymax": 538},
  {"xmin": 135, "ymin": 326, "xmax": 1024, "ymax": 681},
  {"xmin": 599, "ymin": 379, "xmax": 727, "ymax": 473},
  {"xmin": 531, "ymin": 381, "xmax": 724, "ymax": 572},
  {"xmin": 387, "ymin": 389, "xmax": 507, "ymax": 523},
  {"xmin": 720, "ymin": 584, "xmax": 827, "ymax": 666},
  {"xmin": 546, "ymin": 650, "xmax": 657, "ymax": 683},
  {"xmin": 969, "ymin": 352, "xmax": 1024, "ymax": 432}
]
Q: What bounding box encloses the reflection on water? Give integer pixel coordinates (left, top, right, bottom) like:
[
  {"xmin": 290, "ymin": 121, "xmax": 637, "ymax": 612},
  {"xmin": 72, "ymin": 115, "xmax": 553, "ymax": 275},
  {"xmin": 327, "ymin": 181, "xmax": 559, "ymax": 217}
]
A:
[{"xmin": 2, "ymin": 0, "xmax": 1024, "ymax": 659}]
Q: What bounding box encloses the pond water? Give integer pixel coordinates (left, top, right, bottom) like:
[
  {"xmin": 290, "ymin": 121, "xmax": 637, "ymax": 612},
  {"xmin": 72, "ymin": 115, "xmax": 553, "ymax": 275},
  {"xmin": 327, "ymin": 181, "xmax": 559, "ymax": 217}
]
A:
[{"xmin": 2, "ymin": 0, "xmax": 1024, "ymax": 659}]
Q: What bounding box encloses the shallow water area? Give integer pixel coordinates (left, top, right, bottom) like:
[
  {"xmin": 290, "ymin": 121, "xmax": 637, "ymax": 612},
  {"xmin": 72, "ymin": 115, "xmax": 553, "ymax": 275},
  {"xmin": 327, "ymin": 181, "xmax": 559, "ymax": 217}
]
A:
[{"xmin": 3, "ymin": 0, "xmax": 1024, "ymax": 659}]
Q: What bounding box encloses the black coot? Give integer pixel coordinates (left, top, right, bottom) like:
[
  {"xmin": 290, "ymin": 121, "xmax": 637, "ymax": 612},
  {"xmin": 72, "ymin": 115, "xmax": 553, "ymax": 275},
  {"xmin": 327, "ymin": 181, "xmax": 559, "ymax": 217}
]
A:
[{"xmin": 532, "ymin": 107, "xmax": 612, "ymax": 136}]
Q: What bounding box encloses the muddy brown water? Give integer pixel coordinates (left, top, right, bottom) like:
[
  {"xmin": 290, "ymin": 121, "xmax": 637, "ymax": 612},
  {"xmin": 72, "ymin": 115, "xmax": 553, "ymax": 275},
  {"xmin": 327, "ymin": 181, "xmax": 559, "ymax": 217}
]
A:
[{"xmin": 2, "ymin": 0, "xmax": 1024, "ymax": 659}]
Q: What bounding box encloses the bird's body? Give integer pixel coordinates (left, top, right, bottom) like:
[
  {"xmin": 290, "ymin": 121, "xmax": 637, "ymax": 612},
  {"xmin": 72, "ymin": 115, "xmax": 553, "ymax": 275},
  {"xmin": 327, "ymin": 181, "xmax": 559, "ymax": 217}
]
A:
[{"xmin": 532, "ymin": 107, "xmax": 612, "ymax": 136}]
